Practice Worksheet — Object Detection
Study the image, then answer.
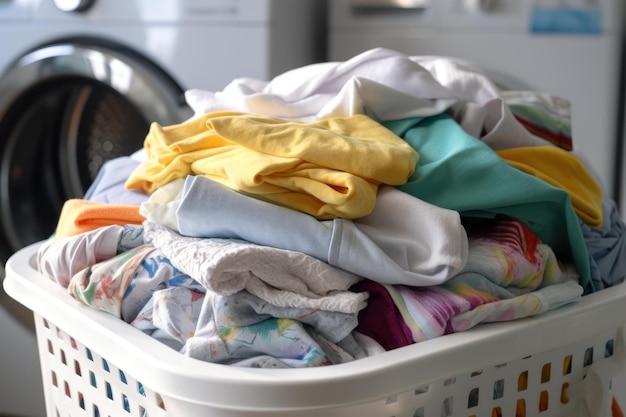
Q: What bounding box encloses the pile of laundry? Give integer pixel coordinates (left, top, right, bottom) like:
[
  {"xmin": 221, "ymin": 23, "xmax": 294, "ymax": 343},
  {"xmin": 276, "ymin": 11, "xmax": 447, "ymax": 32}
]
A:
[{"xmin": 33, "ymin": 48, "xmax": 626, "ymax": 368}]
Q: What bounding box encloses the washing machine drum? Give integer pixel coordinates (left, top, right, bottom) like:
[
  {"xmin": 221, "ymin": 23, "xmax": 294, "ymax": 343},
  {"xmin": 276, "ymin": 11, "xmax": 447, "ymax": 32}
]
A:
[{"xmin": 0, "ymin": 38, "xmax": 190, "ymax": 263}]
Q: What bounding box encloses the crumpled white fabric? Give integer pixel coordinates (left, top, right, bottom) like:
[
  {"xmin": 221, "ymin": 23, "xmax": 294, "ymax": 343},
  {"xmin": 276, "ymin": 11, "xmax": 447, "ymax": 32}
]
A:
[
  {"xmin": 413, "ymin": 55, "xmax": 554, "ymax": 149},
  {"xmin": 35, "ymin": 225, "xmax": 124, "ymax": 287},
  {"xmin": 139, "ymin": 178, "xmax": 185, "ymax": 231},
  {"xmin": 185, "ymin": 47, "xmax": 564, "ymax": 151},
  {"xmin": 142, "ymin": 221, "xmax": 368, "ymax": 314},
  {"xmin": 185, "ymin": 48, "xmax": 458, "ymax": 122}
]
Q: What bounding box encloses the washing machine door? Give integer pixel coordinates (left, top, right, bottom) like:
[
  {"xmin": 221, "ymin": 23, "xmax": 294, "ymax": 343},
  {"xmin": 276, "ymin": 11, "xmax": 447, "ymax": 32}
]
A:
[{"xmin": 0, "ymin": 38, "xmax": 192, "ymax": 264}]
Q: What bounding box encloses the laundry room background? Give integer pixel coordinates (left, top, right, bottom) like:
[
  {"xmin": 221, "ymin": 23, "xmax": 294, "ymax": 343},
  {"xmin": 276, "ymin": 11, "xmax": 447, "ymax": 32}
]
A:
[
  {"xmin": 0, "ymin": 1, "xmax": 327, "ymax": 416},
  {"xmin": 2, "ymin": 1, "xmax": 626, "ymax": 416}
]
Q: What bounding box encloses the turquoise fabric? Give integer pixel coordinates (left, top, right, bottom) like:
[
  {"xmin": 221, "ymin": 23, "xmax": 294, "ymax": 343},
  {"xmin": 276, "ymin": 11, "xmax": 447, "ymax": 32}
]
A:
[{"xmin": 385, "ymin": 113, "xmax": 593, "ymax": 294}]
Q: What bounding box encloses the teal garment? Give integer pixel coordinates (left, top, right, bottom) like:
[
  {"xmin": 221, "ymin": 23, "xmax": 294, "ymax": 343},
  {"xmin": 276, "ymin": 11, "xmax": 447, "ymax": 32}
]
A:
[{"xmin": 385, "ymin": 113, "xmax": 593, "ymax": 294}]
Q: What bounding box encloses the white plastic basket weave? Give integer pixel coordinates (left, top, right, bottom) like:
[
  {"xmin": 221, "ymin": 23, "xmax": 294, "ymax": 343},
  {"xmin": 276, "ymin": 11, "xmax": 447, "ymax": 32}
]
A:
[{"xmin": 4, "ymin": 242, "xmax": 626, "ymax": 417}]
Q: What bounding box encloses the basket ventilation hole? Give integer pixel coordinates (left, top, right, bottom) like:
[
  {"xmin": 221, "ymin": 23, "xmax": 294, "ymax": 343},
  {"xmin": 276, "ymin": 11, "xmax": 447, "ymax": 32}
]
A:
[
  {"xmin": 74, "ymin": 360, "xmax": 82, "ymax": 376},
  {"xmin": 79, "ymin": 392, "xmax": 85, "ymax": 410},
  {"xmin": 102, "ymin": 358, "xmax": 110, "ymax": 372},
  {"xmin": 89, "ymin": 371, "xmax": 97, "ymax": 388},
  {"xmin": 412, "ymin": 407, "xmax": 424, "ymax": 417},
  {"xmin": 47, "ymin": 339, "xmax": 54, "ymax": 355},
  {"xmin": 470, "ymin": 370, "xmax": 483, "ymax": 377},
  {"xmin": 493, "ymin": 379, "xmax": 504, "ymax": 400},
  {"xmin": 139, "ymin": 406, "xmax": 147, "ymax": 417},
  {"xmin": 137, "ymin": 382, "xmax": 146, "ymax": 397},
  {"xmin": 414, "ymin": 385, "xmax": 429, "ymax": 395},
  {"xmin": 518, "ymin": 371, "xmax": 528, "ymax": 392},
  {"xmin": 43, "ymin": 319, "xmax": 50, "ymax": 329},
  {"xmin": 441, "ymin": 396, "xmax": 453, "ymax": 417},
  {"xmin": 516, "ymin": 399, "xmax": 526, "ymax": 416},
  {"xmin": 443, "ymin": 377, "xmax": 456, "ymax": 386},
  {"xmin": 492, "ymin": 406, "xmax": 503, "ymax": 417},
  {"xmin": 468, "ymin": 387, "xmax": 479, "ymax": 409},
  {"xmin": 156, "ymin": 393, "xmax": 166, "ymax": 410},
  {"xmin": 541, "ymin": 363, "xmax": 551, "ymax": 383},
  {"xmin": 561, "ymin": 382, "xmax": 570, "ymax": 404},
  {"xmin": 60, "ymin": 349, "xmax": 67, "ymax": 366},
  {"xmin": 93, "ymin": 404, "xmax": 100, "ymax": 417},
  {"xmin": 64, "ymin": 381, "xmax": 71, "ymax": 398},
  {"xmin": 385, "ymin": 395, "xmax": 398, "ymax": 404},
  {"xmin": 70, "ymin": 337, "xmax": 78, "ymax": 350},
  {"xmin": 106, "ymin": 381, "xmax": 113, "ymax": 401},
  {"xmin": 86, "ymin": 348, "xmax": 94, "ymax": 361},
  {"xmin": 51, "ymin": 371, "xmax": 58, "ymax": 387},
  {"xmin": 119, "ymin": 370, "xmax": 128, "ymax": 385},
  {"xmin": 584, "ymin": 347, "xmax": 594, "ymax": 367},
  {"xmin": 122, "ymin": 393, "xmax": 131, "ymax": 413},
  {"xmin": 563, "ymin": 355, "xmax": 572, "ymax": 375},
  {"xmin": 539, "ymin": 391, "xmax": 549, "ymax": 412},
  {"xmin": 606, "ymin": 339, "xmax": 615, "ymax": 358}
]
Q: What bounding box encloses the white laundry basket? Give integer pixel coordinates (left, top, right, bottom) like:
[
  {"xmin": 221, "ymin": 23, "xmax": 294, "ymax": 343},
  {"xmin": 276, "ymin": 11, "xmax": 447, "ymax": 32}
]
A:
[{"xmin": 4, "ymin": 242, "xmax": 626, "ymax": 417}]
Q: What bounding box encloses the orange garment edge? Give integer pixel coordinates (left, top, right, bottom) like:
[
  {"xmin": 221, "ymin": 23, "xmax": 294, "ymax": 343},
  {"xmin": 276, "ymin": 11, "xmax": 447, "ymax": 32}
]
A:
[
  {"xmin": 614, "ymin": 397, "xmax": 625, "ymax": 417},
  {"xmin": 496, "ymin": 146, "xmax": 603, "ymax": 228},
  {"xmin": 55, "ymin": 199, "xmax": 145, "ymax": 240}
]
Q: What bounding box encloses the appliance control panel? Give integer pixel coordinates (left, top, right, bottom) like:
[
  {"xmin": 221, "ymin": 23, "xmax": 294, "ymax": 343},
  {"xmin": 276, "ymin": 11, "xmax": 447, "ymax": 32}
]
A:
[
  {"xmin": 31, "ymin": 0, "xmax": 283, "ymax": 23},
  {"xmin": 330, "ymin": 0, "xmax": 620, "ymax": 33}
]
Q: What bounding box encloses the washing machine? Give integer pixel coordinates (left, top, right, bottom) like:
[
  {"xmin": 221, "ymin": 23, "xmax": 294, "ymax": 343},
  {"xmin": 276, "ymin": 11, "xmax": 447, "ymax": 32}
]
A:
[
  {"xmin": 0, "ymin": 1, "xmax": 327, "ymax": 416},
  {"xmin": 329, "ymin": 0, "xmax": 625, "ymax": 212}
]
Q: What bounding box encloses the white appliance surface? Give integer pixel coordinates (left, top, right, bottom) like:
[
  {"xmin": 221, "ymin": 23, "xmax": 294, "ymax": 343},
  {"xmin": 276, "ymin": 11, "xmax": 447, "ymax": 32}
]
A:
[
  {"xmin": 0, "ymin": 1, "xmax": 325, "ymax": 416},
  {"xmin": 0, "ymin": 0, "xmax": 326, "ymax": 92},
  {"xmin": 329, "ymin": 0, "xmax": 625, "ymax": 213}
]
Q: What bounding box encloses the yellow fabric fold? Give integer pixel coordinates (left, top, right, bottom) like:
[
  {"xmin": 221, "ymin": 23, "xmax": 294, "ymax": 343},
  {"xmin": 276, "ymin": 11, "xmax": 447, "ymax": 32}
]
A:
[
  {"xmin": 496, "ymin": 146, "xmax": 603, "ymax": 227},
  {"xmin": 125, "ymin": 112, "xmax": 418, "ymax": 219}
]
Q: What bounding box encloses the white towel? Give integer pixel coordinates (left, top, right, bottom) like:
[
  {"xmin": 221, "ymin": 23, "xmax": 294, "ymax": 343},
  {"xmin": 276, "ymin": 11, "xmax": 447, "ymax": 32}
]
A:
[{"xmin": 142, "ymin": 221, "xmax": 368, "ymax": 314}]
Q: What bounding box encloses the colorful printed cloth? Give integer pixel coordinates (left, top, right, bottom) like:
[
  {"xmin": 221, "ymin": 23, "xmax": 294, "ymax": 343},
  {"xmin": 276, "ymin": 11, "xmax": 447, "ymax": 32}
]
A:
[
  {"xmin": 132, "ymin": 286, "xmax": 367, "ymax": 368},
  {"xmin": 355, "ymin": 216, "xmax": 583, "ymax": 347},
  {"xmin": 62, "ymin": 224, "xmax": 371, "ymax": 368},
  {"xmin": 68, "ymin": 244, "xmax": 203, "ymax": 322}
]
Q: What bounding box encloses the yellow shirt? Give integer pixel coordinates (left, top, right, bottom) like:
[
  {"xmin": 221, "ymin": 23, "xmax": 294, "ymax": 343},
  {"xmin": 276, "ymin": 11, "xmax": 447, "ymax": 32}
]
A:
[
  {"xmin": 497, "ymin": 146, "xmax": 603, "ymax": 227},
  {"xmin": 126, "ymin": 112, "xmax": 418, "ymax": 219}
]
